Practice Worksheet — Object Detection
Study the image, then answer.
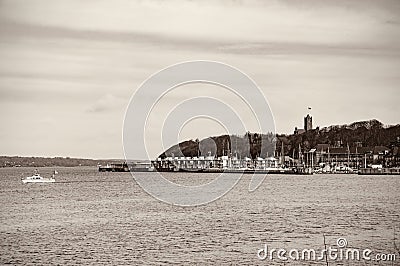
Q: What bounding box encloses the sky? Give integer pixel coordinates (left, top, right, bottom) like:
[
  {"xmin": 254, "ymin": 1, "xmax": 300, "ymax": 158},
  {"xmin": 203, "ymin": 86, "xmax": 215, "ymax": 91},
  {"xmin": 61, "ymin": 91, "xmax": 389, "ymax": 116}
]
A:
[{"xmin": 0, "ymin": 0, "xmax": 399, "ymax": 159}]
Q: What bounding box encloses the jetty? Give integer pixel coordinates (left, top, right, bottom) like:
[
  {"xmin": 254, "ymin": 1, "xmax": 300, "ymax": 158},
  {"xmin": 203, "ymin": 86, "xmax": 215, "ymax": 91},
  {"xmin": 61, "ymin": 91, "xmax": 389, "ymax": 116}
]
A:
[
  {"xmin": 358, "ymin": 168, "xmax": 400, "ymax": 175},
  {"xmin": 98, "ymin": 163, "xmax": 129, "ymax": 172}
]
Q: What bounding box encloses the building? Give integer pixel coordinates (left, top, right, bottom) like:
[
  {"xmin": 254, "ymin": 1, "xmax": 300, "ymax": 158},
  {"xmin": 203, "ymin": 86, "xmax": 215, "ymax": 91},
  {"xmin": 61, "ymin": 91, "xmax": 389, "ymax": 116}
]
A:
[
  {"xmin": 152, "ymin": 155, "xmax": 281, "ymax": 171},
  {"xmin": 302, "ymin": 144, "xmax": 392, "ymax": 169},
  {"xmin": 294, "ymin": 114, "xmax": 313, "ymax": 134},
  {"xmin": 304, "ymin": 114, "xmax": 312, "ymax": 131}
]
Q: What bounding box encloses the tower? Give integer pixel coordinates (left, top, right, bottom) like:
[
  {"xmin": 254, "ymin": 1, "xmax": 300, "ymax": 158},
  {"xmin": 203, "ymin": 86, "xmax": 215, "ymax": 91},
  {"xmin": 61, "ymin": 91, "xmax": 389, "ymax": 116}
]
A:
[{"xmin": 304, "ymin": 114, "xmax": 312, "ymax": 132}]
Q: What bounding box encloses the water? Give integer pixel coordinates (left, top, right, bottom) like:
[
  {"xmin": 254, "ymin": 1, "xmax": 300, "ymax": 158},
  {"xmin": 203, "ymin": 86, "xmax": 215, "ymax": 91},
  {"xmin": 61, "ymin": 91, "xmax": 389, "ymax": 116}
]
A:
[{"xmin": 0, "ymin": 167, "xmax": 399, "ymax": 265}]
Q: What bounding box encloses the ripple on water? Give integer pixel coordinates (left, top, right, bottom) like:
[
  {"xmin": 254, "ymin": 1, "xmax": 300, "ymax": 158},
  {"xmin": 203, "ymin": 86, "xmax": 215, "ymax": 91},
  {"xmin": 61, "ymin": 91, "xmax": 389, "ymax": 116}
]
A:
[{"xmin": 0, "ymin": 167, "xmax": 399, "ymax": 265}]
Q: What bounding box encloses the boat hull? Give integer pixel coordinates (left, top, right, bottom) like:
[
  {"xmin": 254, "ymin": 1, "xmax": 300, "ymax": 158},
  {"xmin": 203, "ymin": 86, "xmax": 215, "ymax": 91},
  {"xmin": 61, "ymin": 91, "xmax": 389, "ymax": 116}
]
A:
[{"xmin": 22, "ymin": 179, "xmax": 55, "ymax": 184}]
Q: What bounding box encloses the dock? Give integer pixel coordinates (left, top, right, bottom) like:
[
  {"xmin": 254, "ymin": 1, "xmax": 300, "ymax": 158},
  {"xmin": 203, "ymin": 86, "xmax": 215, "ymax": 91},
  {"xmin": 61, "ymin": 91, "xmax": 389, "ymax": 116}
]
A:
[
  {"xmin": 98, "ymin": 163, "xmax": 129, "ymax": 172},
  {"xmin": 358, "ymin": 168, "xmax": 400, "ymax": 175}
]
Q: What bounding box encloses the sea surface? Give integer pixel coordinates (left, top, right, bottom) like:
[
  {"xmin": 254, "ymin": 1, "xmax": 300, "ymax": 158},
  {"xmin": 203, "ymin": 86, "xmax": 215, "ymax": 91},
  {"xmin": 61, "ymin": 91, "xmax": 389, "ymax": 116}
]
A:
[{"xmin": 0, "ymin": 167, "xmax": 399, "ymax": 265}]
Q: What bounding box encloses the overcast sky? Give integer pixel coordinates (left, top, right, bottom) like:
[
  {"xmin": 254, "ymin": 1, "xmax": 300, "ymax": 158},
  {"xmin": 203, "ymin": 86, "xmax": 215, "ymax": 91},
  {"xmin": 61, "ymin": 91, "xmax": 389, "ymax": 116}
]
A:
[{"xmin": 0, "ymin": 0, "xmax": 399, "ymax": 159}]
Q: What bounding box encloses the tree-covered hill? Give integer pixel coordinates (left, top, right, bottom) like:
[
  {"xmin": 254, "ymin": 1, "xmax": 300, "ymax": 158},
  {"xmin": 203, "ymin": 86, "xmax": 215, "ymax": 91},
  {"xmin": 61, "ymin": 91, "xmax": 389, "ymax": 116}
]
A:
[
  {"xmin": 160, "ymin": 119, "xmax": 400, "ymax": 159},
  {"xmin": 0, "ymin": 156, "xmax": 111, "ymax": 167},
  {"xmin": 278, "ymin": 119, "xmax": 400, "ymax": 157}
]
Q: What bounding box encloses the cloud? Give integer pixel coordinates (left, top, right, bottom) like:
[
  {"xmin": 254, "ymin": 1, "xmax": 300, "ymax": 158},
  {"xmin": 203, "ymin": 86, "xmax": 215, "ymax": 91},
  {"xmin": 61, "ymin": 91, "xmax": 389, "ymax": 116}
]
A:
[
  {"xmin": 0, "ymin": 0, "xmax": 399, "ymax": 158},
  {"xmin": 1, "ymin": 0, "xmax": 399, "ymax": 48},
  {"xmin": 87, "ymin": 93, "xmax": 123, "ymax": 113}
]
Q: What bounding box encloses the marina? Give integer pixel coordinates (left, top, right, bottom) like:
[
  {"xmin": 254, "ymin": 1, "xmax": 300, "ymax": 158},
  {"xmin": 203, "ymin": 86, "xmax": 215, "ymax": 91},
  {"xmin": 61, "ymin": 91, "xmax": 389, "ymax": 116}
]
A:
[
  {"xmin": 151, "ymin": 155, "xmax": 313, "ymax": 174},
  {"xmin": 98, "ymin": 156, "xmax": 313, "ymax": 174},
  {"xmin": 98, "ymin": 155, "xmax": 400, "ymax": 175}
]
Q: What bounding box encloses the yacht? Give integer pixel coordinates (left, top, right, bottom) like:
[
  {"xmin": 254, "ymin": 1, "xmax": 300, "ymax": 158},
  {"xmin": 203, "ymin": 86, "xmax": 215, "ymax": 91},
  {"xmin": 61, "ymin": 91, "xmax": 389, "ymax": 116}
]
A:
[{"xmin": 22, "ymin": 171, "xmax": 56, "ymax": 183}]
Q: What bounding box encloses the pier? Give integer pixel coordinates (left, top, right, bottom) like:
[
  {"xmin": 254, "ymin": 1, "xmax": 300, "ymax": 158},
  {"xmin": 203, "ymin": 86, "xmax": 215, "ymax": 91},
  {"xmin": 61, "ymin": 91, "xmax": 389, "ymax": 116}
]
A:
[
  {"xmin": 358, "ymin": 168, "xmax": 400, "ymax": 175},
  {"xmin": 98, "ymin": 163, "xmax": 129, "ymax": 172}
]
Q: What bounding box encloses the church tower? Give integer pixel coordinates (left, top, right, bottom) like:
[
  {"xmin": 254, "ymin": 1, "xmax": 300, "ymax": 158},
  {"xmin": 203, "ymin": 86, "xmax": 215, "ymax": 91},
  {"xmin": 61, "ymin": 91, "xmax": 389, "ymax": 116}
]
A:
[{"xmin": 304, "ymin": 114, "xmax": 312, "ymax": 132}]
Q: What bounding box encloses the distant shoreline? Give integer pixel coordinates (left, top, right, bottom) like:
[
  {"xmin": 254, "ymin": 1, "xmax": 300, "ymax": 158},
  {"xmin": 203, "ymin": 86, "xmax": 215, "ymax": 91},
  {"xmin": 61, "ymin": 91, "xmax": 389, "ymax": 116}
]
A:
[
  {"xmin": 0, "ymin": 156, "xmax": 124, "ymax": 168},
  {"xmin": 2, "ymin": 119, "xmax": 399, "ymax": 168}
]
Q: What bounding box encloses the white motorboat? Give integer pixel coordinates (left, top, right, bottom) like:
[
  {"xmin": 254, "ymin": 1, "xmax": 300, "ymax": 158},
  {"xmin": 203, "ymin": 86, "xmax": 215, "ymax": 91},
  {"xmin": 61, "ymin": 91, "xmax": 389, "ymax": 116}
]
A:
[{"xmin": 22, "ymin": 171, "xmax": 56, "ymax": 183}]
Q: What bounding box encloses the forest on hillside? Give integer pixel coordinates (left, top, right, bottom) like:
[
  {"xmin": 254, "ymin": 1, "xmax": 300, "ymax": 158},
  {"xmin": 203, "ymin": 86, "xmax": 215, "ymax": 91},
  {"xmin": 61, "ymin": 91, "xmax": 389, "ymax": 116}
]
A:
[{"xmin": 160, "ymin": 119, "xmax": 400, "ymax": 159}]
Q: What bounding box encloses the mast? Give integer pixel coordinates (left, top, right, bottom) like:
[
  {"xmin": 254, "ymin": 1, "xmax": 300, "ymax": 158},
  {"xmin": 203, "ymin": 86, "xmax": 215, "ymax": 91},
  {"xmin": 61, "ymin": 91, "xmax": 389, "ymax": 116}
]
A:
[
  {"xmin": 321, "ymin": 146, "xmax": 324, "ymax": 165},
  {"xmin": 328, "ymin": 146, "xmax": 330, "ymax": 166},
  {"xmin": 235, "ymin": 138, "xmax": 238, "ymax": 158},
  {"xmin": 364, "ymin": 153, "xmax": 367, "ymax": 168},
  {"xmin": 355, "ymin": 146, "xmax": 358, "ymax": 169},
  {"xmin": 347, "ymin": 143, "xmax": 350, "ymax": 168},
  {"xmin": 311, "ymin": 149, "xmax": 314, "ymax": 169},
  {"xmin": 292, "ymin": 149, "xmax": 295, "ymax": 167},
  {"xmin": 298, "ymin": 143, "xmax": 302, "ymax": 166},
  {"xmin": 281, "ymin": 140, "xmax": 284, "ymax": 167}
]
